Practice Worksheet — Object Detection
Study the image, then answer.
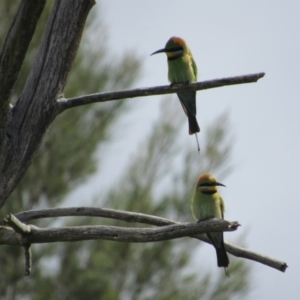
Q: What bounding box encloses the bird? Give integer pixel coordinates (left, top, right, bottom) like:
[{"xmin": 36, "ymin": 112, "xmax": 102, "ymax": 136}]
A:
[
  {"xmin": 191, "ymin": 173, "xmax": 230, "ymax": 277},
  {"xmin": 151, "ymin": 36, "xmax": 200, "ymax": 152}
]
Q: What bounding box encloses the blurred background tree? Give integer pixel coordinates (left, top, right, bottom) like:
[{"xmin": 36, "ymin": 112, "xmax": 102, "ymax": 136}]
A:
[{"xmin": 0, "ymin": 1, "xmax": 251, "ymax": 299}]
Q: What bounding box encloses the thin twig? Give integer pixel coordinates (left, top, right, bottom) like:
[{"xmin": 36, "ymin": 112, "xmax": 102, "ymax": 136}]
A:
[
  {"xmin": 58, "ymin": 73, "xmax": 265, "ymax": 111},
  {"xmin": 193, "ymin": 233, "xmax": 288, "ymax": 272},
  {"xmin": 4, "ymin": 214, "xmax": 33, "ymax": 276},
  {"xmin": 224, "ymin": 240, "xmax": 288, "ymax": 272},
  {"xmin": 23, "ymin": 243, "xmax": 32, "ymax": 276},
  {"xmin": 9, "ymin": 206, "xmax": 287, "ymax": 272},
  {"xmin": 4, "ymin": 213, "xmax": 31, "ymax": 235},
  {"xmin": 13, "ymin": 207, "xmax": 173, "ymax": 226}
]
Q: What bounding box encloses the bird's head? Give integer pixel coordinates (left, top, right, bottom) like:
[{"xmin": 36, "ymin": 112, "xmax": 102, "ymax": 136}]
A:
[
  {"xmin": 151, "ymin": 36, "xmax": 188, "ymax": 60},
  {"xmin": 197, "ymin": 173, "xmax": 226, "ymax": 194}
]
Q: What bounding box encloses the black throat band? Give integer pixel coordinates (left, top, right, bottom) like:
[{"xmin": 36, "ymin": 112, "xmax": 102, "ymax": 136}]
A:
[{"xmin": 201, "ymin": 190, "xmax": 217, "ymax": 195}]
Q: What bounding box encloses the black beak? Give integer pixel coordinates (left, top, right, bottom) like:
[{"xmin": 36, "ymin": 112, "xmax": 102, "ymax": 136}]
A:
[
  {"xmin": 215, "ymin": 182, "xmax": 226, "ymax": 187},
  {"xmin": 150, "ymin": 48, "xmax": 166, "ymax": 56}
]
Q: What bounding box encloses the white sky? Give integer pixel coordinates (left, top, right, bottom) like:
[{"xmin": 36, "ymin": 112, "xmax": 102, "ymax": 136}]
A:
[{"xmin": 69, "ymin": 1, "xmax": 300, "ymax": 299}]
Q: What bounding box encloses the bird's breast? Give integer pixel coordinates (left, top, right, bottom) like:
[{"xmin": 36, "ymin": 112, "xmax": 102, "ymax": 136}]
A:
[
  {"xmin": 192, "ymin": 193, "xmax": 223, "ymax": 220},
  {"xmin": 168, "ymin": 56, "xmax": 196, "ymax": 84}
]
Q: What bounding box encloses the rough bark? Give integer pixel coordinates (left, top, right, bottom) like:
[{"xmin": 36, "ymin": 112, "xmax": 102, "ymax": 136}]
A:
[
  {"xmin": 0, "ymin": 0, "xmax": 95, "ymax": 207},
  {"xmin": 0, "ymin": 0, "xmax": 46, "ymax": 160},
  {"xmin": 1, "ymin": 217, "xmax": 239, "ymax": 245}
]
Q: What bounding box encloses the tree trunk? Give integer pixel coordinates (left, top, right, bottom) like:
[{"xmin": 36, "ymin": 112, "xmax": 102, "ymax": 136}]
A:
[{"xmin": 0, "ymin": 0, "xmax": 95, "ymax": 207}]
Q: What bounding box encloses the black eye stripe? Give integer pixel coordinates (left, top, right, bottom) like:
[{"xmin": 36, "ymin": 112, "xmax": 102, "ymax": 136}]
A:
[
  {"xmin": 167, "ymin": 46, "xmax": 184, "ymax": 52},
  {"xmin": 199, "ymin": 182, "xmax": 216, "ymax": 187}
]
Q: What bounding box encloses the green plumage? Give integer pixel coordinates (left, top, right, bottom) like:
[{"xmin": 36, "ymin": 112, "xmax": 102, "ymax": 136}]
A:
[
  {"xmin": 151, "ymin": 37, "xmax": 200, "ymax": 136},
  {"xmin": 167, "ymin": 50, "xmax": 197, "ymax": 84},
  {"xmin": 191, "ymin": 191, "xmax": 225, "ymax": 221},
  {"xmin": 192, "ymin": 173, "xmax": 230, "ymax": 277}
]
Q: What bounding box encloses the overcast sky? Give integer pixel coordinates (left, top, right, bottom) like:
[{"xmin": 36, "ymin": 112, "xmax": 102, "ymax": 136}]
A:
[{"xmin": 71, "ymin": 1, "xmax": 300, "ymax": 299}]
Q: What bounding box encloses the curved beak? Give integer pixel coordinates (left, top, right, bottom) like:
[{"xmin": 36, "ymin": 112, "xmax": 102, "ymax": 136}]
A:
[
  {"xmin": 150, "ymin": 48, "xmax": 166, "ymax": 56},
  {"xmin": 215, "ymin": 182, "xmax": 226, "ymax": 187}
]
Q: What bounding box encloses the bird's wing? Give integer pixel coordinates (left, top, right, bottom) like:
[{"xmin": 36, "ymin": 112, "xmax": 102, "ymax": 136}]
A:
[
  {"xmin": 191, "ymin": 56, "xmax": 198, "ymax": 80},
  {"xmin": 219, "ymin": 196, "xmax": 225, "ymax": 219}
]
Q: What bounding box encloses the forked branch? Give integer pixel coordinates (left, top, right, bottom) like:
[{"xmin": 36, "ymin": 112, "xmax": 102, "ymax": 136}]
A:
[{"xmin": 2, "ymin": 206, "xmax": 287, "ymax": 273}]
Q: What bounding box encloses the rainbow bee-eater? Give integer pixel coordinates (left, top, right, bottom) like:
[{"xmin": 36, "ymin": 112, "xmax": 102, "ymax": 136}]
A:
[
  {"xmin": 151, "ymin": 36, "xmax": 200, "ymax": 152},
  {"xmin": 191, "ymin": 173, "xmax": 230, "ymax": 277}
]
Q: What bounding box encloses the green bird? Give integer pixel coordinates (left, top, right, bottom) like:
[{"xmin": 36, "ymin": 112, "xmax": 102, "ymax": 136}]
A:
[
  {"xmin": 191, "ymin": 173, "xmax": 230, "ymax": 277},
  {"xmin": 151, "ymin": 36, "xmax": 200, "ymax": 151}
]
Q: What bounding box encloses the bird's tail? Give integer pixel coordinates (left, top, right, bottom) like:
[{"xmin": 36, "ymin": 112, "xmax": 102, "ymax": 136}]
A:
[
  {"xmin": 215, "ymin": 243, "xmax": 229, "ymax": 268},
  {"xmin": 177, "ymin": 92, "xmax": 200, "ymax": 135},
  {"xmin": 208, "ymin": 233, "xmax": 230, "ymax": 277},
  {"xmin": 215, "ymin": 243, "xmax": 230, "ymax": 277},
  {"xmin": 188, "ymin": 113, "xmax": 200, "ymax": 135}
]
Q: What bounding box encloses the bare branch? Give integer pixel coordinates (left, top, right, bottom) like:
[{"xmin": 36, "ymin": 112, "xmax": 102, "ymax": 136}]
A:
[
  {"xmin": 223, "ymin": 239, "xmax": 288, "ymax": 272},
  {"xmin": 4, "ymin": 213, "xmax": 31, "ymax": 235},
  {"xmin": 192, "ymin": 233, "xmax": 288, "ymax": 272},
  {"xmin": 0, "ymin": 218, "xmax": 238, "ymax": 244},
  {"xmin": 23, "ymin": 243, "xmax": 32, "ymax": 276},
  {"xmin": 7, "ymin": 206, "xmax": 287, "ymax": 272},
  {"xmin": 58, "ymin": 72, "xmax": 265, "ymax": 111},
  {"xmin": 13, "ymin": 207, "xmax": 174, "ymax": 226},
  {"xmin": 0, "ymin": 0, "xmax": 46, "ymax": 158}
]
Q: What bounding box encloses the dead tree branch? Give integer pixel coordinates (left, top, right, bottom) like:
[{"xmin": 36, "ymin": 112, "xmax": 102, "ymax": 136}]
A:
[
  {"xmin": 58, "ymin": 72, "xmax": 265, "ymax": 111},
  {"xmin": 4, "ymin": 207, "xmax": 288, "ymax": 272},
  {"xmin": 0, "ymin": 0, "xmax": 95, "ymax": 207},
  {"xmin": 0, "ymin": 70, "xmax": 264, "ymax": 207},
  {"xmin": 4, "ymin": 213, "xmax": 33, "ymax": 275},
  {"xmin": 0, "ymin": 218, "xmax": 239, "ymax": 244},
  {"xmin": 0, "ymin": 0, "xmax": 46, "ymax": 159},
  {"xmin": 23, "ymin": 244, "xmax": 32, "ymax": 276},
  {"xmin": 4, "ymin": 213, "xmax": 32, "ymax": 235}
]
